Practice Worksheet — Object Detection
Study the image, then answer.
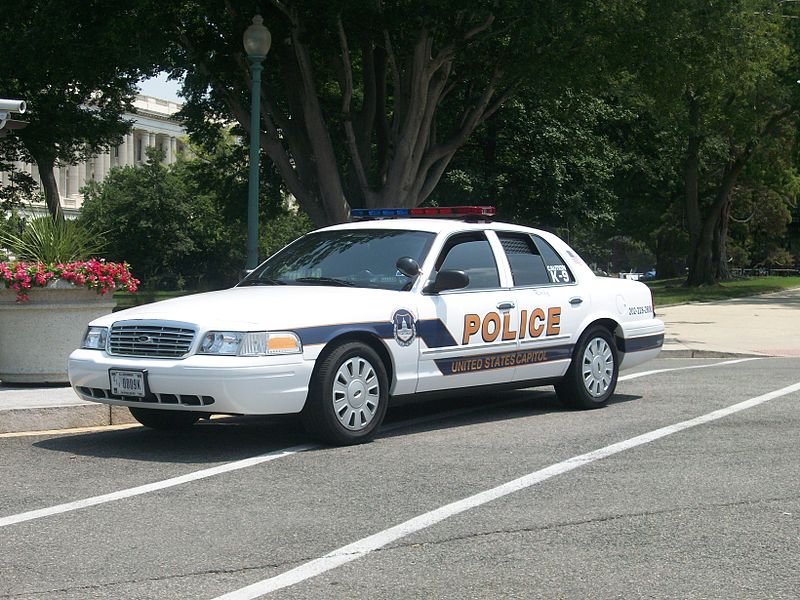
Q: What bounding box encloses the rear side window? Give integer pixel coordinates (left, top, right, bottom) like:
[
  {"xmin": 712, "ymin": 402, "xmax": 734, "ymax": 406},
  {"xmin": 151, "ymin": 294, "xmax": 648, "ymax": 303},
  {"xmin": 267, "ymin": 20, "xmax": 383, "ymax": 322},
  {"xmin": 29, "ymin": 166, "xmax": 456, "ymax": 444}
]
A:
[
  {"xmin": 533, "ymin": 236, "xmax": 574, "ymax": 284},
  {"xmin": 435, "ymin": 232, "xmax": 500, "ymax": 290},
  {"xmin": 498, "ymin": 233, "xmax": 550, "ymax": 286}
]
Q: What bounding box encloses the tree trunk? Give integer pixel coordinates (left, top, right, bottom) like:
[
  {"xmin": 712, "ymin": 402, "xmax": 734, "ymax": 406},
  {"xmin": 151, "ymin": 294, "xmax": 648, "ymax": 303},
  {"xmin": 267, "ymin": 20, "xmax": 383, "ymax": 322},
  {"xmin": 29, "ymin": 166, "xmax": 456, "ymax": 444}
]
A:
[
  {"xmin": 655, "ymin": 230, "xmax": 679, "ymax": 279},
  {"xmin": 715, "ymin": 197, "xmax": 732, "ymax": 280},
  {"xmin": 34, "ymin": 158, "xmax": 64, "ymax": 222},
  {"xmin": 687, "ymin": 223, "xmax": 717, "ymax": 286}
]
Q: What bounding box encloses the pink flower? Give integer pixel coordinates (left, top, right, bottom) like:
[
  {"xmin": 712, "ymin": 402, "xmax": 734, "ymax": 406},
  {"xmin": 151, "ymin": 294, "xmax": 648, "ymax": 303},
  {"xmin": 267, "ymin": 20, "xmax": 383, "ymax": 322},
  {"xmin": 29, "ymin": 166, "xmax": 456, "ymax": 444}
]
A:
[{"xmin": 0, "ymin": 260, "xmax": 139, "ymax": 302}]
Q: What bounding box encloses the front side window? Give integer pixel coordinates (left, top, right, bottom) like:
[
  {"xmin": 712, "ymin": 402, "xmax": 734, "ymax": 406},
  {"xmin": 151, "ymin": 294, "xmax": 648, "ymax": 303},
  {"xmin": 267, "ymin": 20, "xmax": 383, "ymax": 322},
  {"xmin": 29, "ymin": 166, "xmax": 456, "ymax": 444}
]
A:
[
  {"xmin": 240, "ymin": 229, "xmax": 435, "ymax": 291},
  {"xmin": 434, "ymin": 232, "xmax": 500, "ymax": 290}
]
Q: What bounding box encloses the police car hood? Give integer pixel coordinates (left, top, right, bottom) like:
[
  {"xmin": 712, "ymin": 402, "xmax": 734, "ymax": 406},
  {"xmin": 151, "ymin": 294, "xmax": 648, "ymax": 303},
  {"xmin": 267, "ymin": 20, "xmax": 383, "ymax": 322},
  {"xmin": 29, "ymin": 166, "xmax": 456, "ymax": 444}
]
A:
[{"xmin": 92, "ymin": 286, "xmax": 408, "ymax": 330}]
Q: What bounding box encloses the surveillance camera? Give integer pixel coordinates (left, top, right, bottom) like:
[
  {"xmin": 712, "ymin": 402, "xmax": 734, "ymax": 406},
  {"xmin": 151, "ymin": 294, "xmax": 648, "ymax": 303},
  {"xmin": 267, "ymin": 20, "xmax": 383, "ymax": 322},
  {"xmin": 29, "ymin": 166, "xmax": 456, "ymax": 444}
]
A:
[{"xmin": 0, "ymin": 99, "xmax": 26, "ymax": 113}]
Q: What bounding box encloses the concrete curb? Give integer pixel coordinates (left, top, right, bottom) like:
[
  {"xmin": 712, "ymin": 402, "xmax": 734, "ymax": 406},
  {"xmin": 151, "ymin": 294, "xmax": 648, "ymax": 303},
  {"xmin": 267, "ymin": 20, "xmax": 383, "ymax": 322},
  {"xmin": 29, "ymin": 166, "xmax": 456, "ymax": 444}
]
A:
[
  {"xmin": 659, "ymin": 349, "xmax": 766, "ymax": 359},
  {"xmin": 0, "ymin": 404, "xmax": 136, "ymax": 434},
  {"xmin": 0, "ymin": 386, "xmax": 136, "ymax": 434}
]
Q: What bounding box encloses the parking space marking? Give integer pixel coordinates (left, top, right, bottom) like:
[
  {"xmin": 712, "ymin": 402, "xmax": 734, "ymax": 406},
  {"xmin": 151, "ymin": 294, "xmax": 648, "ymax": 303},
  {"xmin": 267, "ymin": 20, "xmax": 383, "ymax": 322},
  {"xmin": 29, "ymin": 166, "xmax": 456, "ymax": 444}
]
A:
[
  {"xmin": 0, "ymin": 357, "xmax": 761, "ymax": 530},
  {"xmin": 618, "ymin": 357, "xmax": 759, "ymax": 381},
  {"xmin": 0, "ymin": 445, "xmax": 315, "ymax": 529},
  {"xmin": 212, "ymin": 379, "xmax": 800, "ymax": 600}
]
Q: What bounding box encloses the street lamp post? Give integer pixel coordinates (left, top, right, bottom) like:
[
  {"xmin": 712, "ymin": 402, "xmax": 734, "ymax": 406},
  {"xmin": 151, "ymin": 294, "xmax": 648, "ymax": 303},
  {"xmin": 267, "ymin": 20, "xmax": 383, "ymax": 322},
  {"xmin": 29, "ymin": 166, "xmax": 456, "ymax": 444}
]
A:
[{"xmin": 243, "ymin": 15, "xmax": 271, "ymax": 271}]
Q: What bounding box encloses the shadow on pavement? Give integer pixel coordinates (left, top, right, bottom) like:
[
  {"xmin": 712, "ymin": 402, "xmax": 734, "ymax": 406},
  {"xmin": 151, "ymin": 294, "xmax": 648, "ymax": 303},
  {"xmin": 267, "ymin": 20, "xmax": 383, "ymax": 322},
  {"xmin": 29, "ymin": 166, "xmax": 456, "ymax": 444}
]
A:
[{"xmin": 33, "ymin": 388, "xmax": 641, "ymax": 461}]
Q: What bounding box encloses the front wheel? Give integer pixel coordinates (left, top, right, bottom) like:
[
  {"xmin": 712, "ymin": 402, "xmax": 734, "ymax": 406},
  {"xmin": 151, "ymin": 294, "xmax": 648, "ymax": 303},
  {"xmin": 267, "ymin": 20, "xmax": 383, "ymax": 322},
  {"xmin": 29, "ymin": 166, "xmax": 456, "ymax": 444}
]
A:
[
  {"xmin": 555, "ymin": 326, "xmax": 618, "ymax": 409},
  {"xmin": 129, "ymin": 407, "xmax": 199, "ymax": 430},
  {"xmin": 302, "ymin": 341, "xmax": 389, "ymax": 445}
]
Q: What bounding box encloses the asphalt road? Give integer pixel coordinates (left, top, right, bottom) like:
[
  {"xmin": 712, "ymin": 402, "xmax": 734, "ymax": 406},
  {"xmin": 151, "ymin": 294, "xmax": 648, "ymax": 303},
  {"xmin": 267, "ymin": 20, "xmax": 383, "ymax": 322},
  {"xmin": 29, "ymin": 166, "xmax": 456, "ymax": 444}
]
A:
[{"xmin": 1, "ymin": 357, "xmax": 798, "ymax": 600}]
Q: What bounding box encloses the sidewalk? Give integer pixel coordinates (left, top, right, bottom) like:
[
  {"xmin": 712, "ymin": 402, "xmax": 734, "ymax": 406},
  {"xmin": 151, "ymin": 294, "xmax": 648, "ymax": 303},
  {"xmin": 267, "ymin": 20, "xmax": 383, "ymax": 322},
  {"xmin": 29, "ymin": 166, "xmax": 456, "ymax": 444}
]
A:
[
  {"xmin": 2, "ymin": 288, "xmax": 799, "ymax": 434},
  {"xmin": 658, "ymin": 287, "xmax": 800, "ymax": 357}
]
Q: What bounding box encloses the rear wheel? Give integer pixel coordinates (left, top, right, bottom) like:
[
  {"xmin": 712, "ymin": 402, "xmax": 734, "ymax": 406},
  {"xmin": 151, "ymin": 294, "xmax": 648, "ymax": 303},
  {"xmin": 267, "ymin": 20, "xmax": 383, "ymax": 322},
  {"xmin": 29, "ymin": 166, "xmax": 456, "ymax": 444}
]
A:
[
  {"xmin": 555, "ymin": 326, "xmax": 618, "ymax": 409},
  {"xmin": 129, "ymin": 407, "xmax": 199, "ymax": 430},
  {"xmin": 302, "ymin": 341, "xmax": 389, "ymax": 445}
]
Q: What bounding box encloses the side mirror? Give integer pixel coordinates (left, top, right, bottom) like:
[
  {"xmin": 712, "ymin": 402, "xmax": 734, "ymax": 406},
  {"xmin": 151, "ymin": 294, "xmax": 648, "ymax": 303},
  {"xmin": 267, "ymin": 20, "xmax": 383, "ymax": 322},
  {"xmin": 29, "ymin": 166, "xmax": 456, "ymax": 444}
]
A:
[
  {"xmin": 426, "ymin": 269, "xmax": 469, "ymax": 294},
  {"xmin": 396, "ymin": 257, "xmax": 420, "ymax": 277}
]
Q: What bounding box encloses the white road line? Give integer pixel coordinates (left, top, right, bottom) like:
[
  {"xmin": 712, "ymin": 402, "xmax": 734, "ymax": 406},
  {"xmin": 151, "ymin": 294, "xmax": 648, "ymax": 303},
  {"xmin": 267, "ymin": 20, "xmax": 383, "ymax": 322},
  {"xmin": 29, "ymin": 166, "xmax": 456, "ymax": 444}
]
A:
[
  {"xmin": 212, "ymin": 379, "xmax": 800, "ymax": 600},
  {"xmin": 0, "ymin": 357, "xmax": 758, "ymax": 530},
  {"xmin": 618, "ymin": 357, "xmax": 760, "ymax": 381},
  {"xmin": 0, "ymin": 445, "xmax": 315, "ymax": 528}
]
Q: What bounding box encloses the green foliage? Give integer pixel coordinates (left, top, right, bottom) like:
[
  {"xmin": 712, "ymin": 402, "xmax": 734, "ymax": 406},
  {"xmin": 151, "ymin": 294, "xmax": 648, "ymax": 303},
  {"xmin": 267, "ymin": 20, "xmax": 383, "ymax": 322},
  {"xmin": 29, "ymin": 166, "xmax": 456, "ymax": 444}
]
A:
[
  {"xmin": 431, "ymin": 91, "xmax": 626, "ymax": 223},
  {"xmin": 260, "ymin": 210, "xmax": 314, "ymax": 258},
  {"xmin": 0, "ymin": 211, "xmax": 25, "ymax": 261},
  {"xmin": 0, "ymin": 159, "xmax": 39, "ymax": 210},
  {"xmin": 0, "ymin": 0, "xmax": 168, "ymax": 217},
  {"xmin": 79, "ymin": 149, "xmax": 203, "ymax": 289},
  {"xmin": 0, "ymin": 216, "xmax": 105, "ymax": 263},
  {"xmin": 78, "ymin": 146, "xmax": 311, "ymax": 289}
]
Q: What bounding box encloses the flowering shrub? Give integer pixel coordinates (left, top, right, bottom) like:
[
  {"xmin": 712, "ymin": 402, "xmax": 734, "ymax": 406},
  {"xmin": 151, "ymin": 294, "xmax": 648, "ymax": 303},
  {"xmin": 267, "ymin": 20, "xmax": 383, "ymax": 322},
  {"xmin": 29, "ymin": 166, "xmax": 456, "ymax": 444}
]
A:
[{"xmin": 0, "ymin": 260, "xmax": 139, "ymax": 302}]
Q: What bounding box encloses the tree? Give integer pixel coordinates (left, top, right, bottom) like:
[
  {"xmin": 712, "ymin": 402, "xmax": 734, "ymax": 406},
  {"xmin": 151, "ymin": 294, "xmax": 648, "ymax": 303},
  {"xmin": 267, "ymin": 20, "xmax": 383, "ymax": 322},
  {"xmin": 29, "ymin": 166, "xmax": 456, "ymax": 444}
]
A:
[
  {"xmin": 0, "ymin": 0, "xmax": 165, "ymax": 220},
  {"xmin": 630, "ymin": 0, "xmax": 800, "ymax": 285},
  {"xmin": 78, "ymin": 146, "xmax": 311, "ymax": 289},
  {"xmin": 167, "ymin": 0, "xmax": 632, "ymax": 226},
  {"xmin": 428, "ymin": 89, "xmax": 629, "ymax": 266}
]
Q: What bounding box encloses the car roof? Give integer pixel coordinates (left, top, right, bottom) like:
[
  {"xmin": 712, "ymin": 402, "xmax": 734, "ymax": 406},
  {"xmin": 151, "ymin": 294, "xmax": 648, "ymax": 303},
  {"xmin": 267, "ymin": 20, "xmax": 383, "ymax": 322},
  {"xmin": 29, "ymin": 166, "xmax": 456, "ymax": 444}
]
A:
[{"xmin": 317, "ymin": 218, "xmax": 548, "ymax": 236}]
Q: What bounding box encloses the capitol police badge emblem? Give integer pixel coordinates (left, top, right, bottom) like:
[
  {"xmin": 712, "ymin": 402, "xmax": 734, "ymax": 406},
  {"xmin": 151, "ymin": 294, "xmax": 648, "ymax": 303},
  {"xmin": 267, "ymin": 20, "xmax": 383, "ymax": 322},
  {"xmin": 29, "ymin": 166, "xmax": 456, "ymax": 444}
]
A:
[{"xmin": 392, "ymin": 309, "xmax": 416, "ymax": 347}]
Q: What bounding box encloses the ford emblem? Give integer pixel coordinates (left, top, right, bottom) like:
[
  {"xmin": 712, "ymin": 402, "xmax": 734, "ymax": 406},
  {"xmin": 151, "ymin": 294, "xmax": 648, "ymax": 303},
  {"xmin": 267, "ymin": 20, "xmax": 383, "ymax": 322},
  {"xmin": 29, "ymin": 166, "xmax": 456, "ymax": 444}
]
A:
[{"xmin": 137, "ymin": 335, "xmax": 152, "ymax": 343}]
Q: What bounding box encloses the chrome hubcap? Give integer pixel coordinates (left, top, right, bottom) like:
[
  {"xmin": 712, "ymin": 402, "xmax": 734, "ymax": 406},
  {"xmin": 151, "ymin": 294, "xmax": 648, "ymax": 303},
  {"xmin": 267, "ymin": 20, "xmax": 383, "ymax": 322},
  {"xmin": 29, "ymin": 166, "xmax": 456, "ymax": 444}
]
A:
[
  {"xmin": 332, "ymin": 357, "xmax": 380, "ymax": 430},
  {"xmin": 582, "ymin": 337, "xmax": 614, "ymax": 397}
]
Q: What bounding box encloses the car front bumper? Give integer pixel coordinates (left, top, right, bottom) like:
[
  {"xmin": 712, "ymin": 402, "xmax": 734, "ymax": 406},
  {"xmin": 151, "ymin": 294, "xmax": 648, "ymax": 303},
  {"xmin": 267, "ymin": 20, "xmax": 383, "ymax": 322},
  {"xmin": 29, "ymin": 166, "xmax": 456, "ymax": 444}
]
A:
[{"xmin": 68, "ymin": 349, "xmax": 314, "ymax": 415}]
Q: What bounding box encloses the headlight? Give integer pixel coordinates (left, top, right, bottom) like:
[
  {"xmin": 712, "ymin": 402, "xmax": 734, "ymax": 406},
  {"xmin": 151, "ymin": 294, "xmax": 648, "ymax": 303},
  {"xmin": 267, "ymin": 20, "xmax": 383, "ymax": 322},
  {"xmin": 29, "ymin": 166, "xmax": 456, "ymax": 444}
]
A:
[
  {"xmin": 81, "ymin": 326, "xmax": 108, "ymax": 350},
  {"xmin": 198, "ymin": 331, "xmax": 302, "ymax": 356}
]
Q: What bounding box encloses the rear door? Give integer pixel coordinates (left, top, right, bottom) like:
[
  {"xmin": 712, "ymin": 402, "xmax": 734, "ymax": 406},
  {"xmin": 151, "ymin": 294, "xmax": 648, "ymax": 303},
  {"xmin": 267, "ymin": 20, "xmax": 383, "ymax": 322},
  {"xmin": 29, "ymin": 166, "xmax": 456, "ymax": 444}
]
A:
[{"xmin": 494, "ymin": 231, "xmax": 590, "ymax": 383}]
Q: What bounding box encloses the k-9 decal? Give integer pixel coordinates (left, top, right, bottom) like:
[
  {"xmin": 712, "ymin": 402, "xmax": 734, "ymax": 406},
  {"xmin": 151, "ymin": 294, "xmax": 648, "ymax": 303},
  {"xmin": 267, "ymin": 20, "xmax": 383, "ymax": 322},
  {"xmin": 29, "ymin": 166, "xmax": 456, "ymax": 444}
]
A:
[{"xmin": 546, "ymin": 264, "xmax": 570, "ymax": 283}]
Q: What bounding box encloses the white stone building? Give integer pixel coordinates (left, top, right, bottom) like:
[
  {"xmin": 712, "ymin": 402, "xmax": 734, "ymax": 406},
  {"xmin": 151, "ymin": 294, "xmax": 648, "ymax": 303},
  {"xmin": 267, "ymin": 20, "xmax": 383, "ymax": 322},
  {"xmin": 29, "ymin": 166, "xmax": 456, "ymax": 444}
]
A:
[{"xmin": 0, "ymin": 94, "xmax": 187, "ymax": 217}]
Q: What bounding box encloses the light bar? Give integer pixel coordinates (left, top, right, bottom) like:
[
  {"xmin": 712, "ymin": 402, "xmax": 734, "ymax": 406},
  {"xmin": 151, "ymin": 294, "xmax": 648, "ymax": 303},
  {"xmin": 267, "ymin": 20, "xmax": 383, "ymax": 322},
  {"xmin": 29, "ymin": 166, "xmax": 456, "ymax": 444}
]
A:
[{"xmin": 350, "ymin": 206, "xmax": 495, "ymax": 220}]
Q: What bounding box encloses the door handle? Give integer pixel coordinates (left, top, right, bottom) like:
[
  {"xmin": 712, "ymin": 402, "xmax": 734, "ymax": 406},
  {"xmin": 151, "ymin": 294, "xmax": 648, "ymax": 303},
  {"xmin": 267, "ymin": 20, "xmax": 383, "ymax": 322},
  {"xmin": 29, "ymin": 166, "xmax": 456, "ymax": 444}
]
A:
[
  {"xmin": 496, "ymin": 301, "xmax": 516, "ymax": 310},
  {"xmin": 569, "ymin": 297, "xmax": 583, "ymax": 305}
]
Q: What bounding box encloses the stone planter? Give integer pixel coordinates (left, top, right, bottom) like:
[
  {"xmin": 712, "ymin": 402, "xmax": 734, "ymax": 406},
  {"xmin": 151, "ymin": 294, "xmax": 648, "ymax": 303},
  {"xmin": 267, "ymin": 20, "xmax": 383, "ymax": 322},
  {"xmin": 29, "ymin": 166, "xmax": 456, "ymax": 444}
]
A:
[{"xmin": 0, "ymin": 282, "xmax": 116, "ymax": 383}]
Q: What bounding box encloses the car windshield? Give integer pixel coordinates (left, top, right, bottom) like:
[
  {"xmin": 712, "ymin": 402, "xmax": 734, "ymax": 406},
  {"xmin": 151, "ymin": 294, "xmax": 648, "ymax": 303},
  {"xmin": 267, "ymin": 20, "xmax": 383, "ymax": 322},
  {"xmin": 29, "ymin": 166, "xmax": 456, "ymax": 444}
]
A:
[{"xmin": 240, "ymin": 229, "xmax": 435, "ymax": 291}]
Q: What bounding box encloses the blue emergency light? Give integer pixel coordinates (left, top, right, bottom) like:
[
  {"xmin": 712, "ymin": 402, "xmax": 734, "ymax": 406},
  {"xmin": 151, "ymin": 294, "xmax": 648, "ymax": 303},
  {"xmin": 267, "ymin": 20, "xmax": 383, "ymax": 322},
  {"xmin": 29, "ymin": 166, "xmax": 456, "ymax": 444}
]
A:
[{"xmin": 350, "ymin": 206, "xmax": 495, "ymax": 220}]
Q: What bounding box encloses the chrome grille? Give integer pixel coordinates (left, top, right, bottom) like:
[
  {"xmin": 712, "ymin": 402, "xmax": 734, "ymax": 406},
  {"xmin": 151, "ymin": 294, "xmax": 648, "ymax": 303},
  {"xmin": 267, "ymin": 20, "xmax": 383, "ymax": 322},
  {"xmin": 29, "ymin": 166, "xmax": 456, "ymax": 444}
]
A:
[{"xmin": 109, "ymin": 323, "xmax": 195, "ymax": 358}]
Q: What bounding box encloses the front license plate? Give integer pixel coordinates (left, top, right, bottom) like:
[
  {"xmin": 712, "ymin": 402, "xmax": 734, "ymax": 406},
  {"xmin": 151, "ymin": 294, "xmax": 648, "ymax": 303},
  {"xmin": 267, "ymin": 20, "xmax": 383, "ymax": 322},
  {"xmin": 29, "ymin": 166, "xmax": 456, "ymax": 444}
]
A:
[{"xmin": 109, "ymin": 369, "xmax": 147, "ymax": 398}]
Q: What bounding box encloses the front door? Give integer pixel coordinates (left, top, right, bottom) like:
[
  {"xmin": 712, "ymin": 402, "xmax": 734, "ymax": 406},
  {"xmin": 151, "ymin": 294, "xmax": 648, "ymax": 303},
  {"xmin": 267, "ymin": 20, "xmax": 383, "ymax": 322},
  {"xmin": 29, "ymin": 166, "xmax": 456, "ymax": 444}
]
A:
[{"xmin": 416, "ymin": 232, "xmax": 520, "ymax": 392}]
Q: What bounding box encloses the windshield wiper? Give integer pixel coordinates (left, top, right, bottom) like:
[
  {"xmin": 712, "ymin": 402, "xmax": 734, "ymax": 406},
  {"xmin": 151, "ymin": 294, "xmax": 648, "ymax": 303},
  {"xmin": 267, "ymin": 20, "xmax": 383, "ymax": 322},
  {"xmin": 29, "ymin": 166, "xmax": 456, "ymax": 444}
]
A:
[
  {"xmin": 238, "ymin": 277, "xmax": 285, "ymax": 286},
  {"xmin": 294, "ymin": 276, "xmax": 355, "ymax": 287}
]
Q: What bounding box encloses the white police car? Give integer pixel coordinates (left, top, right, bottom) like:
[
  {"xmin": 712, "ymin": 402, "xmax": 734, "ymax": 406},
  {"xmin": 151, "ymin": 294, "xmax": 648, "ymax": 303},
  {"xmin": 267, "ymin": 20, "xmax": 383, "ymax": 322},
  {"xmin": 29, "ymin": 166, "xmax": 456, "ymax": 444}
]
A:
[{"xmin": 69, "ymin": 207, "xmax": 664, "ymax": 445}]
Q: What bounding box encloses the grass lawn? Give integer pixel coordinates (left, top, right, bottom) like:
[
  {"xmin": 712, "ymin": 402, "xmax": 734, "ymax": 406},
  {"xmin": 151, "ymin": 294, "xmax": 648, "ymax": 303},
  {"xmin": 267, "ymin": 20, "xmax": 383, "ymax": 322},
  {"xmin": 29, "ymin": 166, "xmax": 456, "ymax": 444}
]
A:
[{"xmin": 646, "ymin": 276, "xmax": 800, "ymax": 305}]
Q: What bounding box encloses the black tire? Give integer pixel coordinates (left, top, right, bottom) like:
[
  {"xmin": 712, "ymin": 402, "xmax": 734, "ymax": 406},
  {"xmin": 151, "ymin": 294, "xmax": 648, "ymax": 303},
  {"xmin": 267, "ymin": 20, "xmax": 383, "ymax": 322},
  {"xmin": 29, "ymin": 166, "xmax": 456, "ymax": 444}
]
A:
[
  {"xmin": 555, "ymin": 325, "xmax": 618, "ymax": 410},
  {"xmin": 129, "ymin": 407, "xmax": 200, "ymax": 430},
  {"xmin": 302, "ymin": 341, "xmax": 389, "ymax": 446}
]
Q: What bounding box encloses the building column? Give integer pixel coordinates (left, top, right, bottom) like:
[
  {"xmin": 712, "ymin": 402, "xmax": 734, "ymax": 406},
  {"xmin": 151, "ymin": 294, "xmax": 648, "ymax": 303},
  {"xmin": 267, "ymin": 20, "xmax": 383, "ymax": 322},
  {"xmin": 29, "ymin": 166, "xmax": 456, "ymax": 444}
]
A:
[
  {"xmin": 170, "ymin": 137, "xmax": 178, "ymax": 164},
  {"xmin": 77, "ymin": 162, "xmax": 86, "ymax": 191},
  {"xmin": 67, "ymin": 164, "xmax": 78, "ymax": 197},
  {"xmin": 128, "ymin": 133, "xmax": 135, "ymax": 165},
  {"xmin": 118, "ymin": 137, "xmax": 127, "ymax": 167},
  {"xmin": 103, "ymin": 150, "xmax": 112, "ymax": 177},
  {"xmin": 94, "ymin": 154, "xmax": 105, "ymax": 182}
]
